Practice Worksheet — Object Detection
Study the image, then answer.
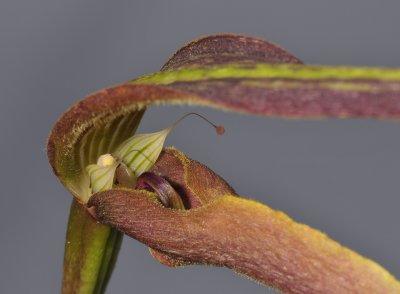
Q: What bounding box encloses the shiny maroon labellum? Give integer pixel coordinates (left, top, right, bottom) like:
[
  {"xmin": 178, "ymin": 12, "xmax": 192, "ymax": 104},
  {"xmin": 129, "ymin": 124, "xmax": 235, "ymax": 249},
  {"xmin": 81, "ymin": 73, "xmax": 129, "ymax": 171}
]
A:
[{"xmin": 136, "ymin": 172, "xmax": 185, "ymax": 210}]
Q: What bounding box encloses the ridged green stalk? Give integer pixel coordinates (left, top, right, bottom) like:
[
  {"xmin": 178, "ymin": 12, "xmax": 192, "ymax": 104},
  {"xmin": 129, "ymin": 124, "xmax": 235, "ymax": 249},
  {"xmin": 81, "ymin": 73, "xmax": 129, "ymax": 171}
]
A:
[{"xmin": 62, "ymin": 200, "xmax": 122, "ymax": 294}]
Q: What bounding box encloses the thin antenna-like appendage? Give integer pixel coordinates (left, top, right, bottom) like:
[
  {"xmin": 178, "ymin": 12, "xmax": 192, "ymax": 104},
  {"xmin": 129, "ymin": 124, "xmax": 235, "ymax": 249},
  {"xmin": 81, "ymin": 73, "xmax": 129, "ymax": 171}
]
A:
[{"xmin": 169, "ymin": 112, "xmax": 225, "ymax": 135}]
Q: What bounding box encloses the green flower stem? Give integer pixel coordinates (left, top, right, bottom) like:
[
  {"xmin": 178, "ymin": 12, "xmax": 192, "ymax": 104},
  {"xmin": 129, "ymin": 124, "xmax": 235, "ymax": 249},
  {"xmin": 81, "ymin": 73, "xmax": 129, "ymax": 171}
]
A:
[{"xmin": 62, "ymin": 200, "xmax": 122, "ymax": 294}]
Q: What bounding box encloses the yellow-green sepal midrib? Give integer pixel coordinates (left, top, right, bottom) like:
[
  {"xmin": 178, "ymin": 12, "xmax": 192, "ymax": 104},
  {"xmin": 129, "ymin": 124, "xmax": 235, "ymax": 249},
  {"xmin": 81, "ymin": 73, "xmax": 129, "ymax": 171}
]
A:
[{"xmin": 132, "ymin": 63, "xmax": 400, "ymax": 86}]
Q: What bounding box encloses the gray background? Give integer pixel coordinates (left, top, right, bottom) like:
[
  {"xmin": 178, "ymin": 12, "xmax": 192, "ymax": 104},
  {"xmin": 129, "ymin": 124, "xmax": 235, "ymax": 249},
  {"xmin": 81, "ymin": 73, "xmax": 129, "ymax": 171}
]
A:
[{"xmin": 1, "ymin": 0, "xmax": 399, "ymax": 293}]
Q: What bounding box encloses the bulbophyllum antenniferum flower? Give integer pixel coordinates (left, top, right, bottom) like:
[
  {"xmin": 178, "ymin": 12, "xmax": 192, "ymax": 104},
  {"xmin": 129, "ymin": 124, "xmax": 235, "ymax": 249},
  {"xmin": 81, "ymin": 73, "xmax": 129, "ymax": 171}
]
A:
[{"xmin": 48, "ymin": 34, "xmax": 400, "ymax": 294}]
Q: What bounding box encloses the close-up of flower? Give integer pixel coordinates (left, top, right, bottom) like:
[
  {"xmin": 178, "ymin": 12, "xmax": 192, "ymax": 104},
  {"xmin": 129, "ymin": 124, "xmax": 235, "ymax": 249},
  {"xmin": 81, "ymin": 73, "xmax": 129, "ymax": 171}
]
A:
[
  {"xmin": 46, "ymin": 33, "xmax": 400, "ymax": 293},
  {"xmin": 1, "ymin": 1, "xmax": 400, "ymax": 293}
]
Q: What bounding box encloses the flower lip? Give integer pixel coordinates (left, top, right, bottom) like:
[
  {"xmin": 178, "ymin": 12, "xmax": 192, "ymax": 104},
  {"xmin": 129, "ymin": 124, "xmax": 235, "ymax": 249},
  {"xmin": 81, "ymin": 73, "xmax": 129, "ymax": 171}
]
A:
[{"xmin": 135, "ymin": 172, "xmax": 185, "ymax": 210}]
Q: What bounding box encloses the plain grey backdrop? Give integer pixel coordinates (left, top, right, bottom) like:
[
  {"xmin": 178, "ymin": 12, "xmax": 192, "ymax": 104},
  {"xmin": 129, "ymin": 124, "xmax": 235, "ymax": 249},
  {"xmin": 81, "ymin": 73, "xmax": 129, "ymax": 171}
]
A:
[{"xmin": 1, "ymin": 0, "xmax": 399, "ymax": 293}]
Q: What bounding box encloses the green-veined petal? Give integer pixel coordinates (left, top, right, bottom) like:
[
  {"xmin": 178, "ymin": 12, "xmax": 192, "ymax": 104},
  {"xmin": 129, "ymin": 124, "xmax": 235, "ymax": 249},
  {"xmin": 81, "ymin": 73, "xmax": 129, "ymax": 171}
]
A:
[
  {"xmin": 86, "ymin": 162, "xmax": 118, "ymax": 194},
  {"xmin": 113, "ymin": 128, "xmax": 170, "ymax": 177}
]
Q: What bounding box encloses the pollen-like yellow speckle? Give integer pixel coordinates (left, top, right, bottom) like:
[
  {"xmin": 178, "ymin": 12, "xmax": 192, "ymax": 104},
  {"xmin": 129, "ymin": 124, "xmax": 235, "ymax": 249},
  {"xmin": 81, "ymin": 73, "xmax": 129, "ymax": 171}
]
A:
[{"xmin": 97, "ymin": 154, "xmax": 116, "ymax": 167}]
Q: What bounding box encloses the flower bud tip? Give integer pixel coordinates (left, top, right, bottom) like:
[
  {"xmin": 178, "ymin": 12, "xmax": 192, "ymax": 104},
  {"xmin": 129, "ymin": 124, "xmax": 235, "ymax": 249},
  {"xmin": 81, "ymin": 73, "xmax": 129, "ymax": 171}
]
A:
[{"xmin": 216, "ymin": 125, "xmax": 225, "ymax": 135}]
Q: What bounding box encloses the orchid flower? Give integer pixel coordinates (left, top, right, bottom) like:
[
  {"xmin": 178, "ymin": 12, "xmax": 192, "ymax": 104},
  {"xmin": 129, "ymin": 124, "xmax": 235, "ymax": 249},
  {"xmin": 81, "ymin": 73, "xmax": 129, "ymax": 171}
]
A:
[{"xmin": 48, "ymin": 34, "xmax": 400, "ymax": 293}]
